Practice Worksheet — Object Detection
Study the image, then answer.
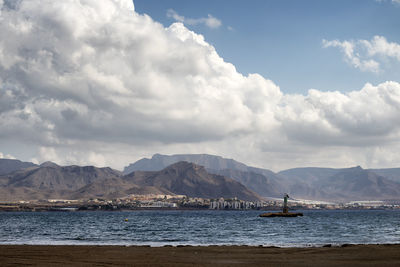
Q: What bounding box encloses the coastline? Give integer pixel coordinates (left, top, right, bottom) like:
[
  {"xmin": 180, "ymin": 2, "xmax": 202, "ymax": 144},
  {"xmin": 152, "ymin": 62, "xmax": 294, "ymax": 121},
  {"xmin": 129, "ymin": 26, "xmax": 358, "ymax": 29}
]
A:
[
  {"xmin": 1, "ymin": 244, "xmax": 400, "ymax": 266},
  {"xmin": 2, "ymin": 241, "xmax": 400, "ymax": 248}
]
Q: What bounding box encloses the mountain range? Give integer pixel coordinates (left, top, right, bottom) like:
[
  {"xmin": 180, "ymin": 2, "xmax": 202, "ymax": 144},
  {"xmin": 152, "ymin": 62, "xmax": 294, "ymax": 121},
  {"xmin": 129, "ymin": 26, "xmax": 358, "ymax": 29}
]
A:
[
  {"xmin": 123, "ymin": 154, "xmax": 400, "ymax": 202},
  {"xmin": 0, "ymin": 159, "xmax": 260, "ymax": 201},
  {"xmin": 2, "ymin": 154, "xmax": 400, "ymax": 202},
  {"xmin": 124, "ymin": 161, "xmax": 259, "ymax": 201},
  {"xmin": 278, "ymin": 166, "xmax": 400, "ymax": 202}
]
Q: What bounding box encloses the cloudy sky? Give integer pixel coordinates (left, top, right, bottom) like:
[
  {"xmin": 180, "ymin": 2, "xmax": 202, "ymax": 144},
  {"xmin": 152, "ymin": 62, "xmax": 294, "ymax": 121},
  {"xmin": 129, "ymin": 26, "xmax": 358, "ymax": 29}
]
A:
[{"xmin": 0, "ymin": 0, "xmax": 400, "ymax": 171}]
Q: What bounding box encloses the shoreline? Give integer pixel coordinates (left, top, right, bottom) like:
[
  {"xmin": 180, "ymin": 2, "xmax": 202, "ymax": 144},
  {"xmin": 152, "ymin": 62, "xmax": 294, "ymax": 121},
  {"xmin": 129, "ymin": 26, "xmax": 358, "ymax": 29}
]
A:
[
  {"xmin": 1, "ymin": 242, "xmax": 399, "ymax": 248},
  {"xmin": 1, "ymin": 207, "xmax": 399, "ymax": 212},
  {"xmin": 1, "ymin": 244, "xmax": 400, "ymax": 266}
]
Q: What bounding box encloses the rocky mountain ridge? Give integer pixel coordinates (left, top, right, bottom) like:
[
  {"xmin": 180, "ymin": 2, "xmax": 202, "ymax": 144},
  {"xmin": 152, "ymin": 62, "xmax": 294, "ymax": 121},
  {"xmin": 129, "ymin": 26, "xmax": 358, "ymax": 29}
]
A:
[
  {"xmin": 3, "ymin": 155, "xmax": 400, "ymax": 202},
  {"xmin": 0, "ymin": 159, "xmax": 37, "ymax": 175},
  {"xmin": 124, "ymin": 161, "xmax": 260, "ymax": 201},
  {"xmin": 124, "ymin": 154, "xmax": 400, "ymax": 202},
  {"xmin": 0, "ymin": 159, "xmax": 260, "ymax": 201}
]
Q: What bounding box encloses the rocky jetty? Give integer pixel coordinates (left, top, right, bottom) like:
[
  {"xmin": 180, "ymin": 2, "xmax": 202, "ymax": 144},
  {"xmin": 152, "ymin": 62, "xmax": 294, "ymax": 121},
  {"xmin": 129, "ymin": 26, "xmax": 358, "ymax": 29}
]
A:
[{"xmin": 259, "ymin": 212, "xmax": 303, "ymax": 217}]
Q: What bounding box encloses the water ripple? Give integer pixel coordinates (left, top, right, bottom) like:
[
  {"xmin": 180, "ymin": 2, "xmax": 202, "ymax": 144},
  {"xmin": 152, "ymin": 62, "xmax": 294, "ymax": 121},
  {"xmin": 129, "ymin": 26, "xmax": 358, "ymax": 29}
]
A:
[{"xmin": 0, "ymin": 210, "xmax": 399, "ymax": 247}]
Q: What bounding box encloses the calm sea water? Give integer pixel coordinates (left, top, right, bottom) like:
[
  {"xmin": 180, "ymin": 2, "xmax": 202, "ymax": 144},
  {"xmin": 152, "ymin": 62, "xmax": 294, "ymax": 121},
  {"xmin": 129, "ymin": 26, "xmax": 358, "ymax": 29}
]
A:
[{"xmin": 0, "ymin": 210, "xmax": 399, "ymax": 247}]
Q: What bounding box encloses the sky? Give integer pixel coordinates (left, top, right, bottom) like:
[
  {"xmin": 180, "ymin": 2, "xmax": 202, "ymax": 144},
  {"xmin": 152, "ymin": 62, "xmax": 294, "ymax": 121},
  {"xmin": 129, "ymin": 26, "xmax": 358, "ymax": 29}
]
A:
[
  {"xmin": 134, "ymin": 0, "xmax": 400, "ymax": 94},
  {"xmin": 0, "ymin": 0, "xmax": 400, "ymax": 171}
]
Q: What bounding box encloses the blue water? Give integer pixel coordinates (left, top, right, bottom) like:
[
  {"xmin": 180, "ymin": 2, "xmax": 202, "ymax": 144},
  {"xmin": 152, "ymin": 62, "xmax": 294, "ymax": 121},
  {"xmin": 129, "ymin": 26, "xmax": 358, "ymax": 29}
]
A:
[{"xmin": 0, "ymin": 210, "xmax": 399, "ymax": 247}]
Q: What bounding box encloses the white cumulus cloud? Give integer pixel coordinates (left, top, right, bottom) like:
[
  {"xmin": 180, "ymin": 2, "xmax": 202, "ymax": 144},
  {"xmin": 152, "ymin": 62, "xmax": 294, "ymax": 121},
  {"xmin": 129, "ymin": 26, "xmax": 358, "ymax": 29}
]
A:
[
  {"xmin": 167, "ymin": 9, "xmax": 222, "ymax": 29},
  {"xmin": 361, "ymin": 35, "xmax": 400, "ymax": 61},
  {"xmin": 323, "ymin": 36, "xmax": 400, "ymax": 73},
  {"xmin": 375, "ymin": 0, "xmax": 400, "ymax": 5},
  {"xmin": 1, "ymin": 0, "xmax": 400, "ymax": 170},
  {"xmin": 322, "ymin": 39, "xmax": 380, "ymax": 72}
]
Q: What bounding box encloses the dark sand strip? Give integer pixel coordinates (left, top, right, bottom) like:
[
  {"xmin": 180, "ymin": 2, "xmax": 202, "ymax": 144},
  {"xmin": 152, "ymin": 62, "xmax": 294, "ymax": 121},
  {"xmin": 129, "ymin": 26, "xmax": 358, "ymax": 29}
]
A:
[{"xmin": 1, "ymin": 244, "xmax": 400, "ymax": 266}]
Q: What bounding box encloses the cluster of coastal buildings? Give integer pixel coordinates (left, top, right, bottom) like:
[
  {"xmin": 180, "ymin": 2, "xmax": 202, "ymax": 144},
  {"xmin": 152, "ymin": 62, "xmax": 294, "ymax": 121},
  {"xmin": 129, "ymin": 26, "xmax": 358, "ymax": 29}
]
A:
[
  {"xmin": 209, "ymin": 197, "xmax": 263, "ymax": 210},
  {"xmin": 1, "ymin": 194, "xmax": 400, "ymax": 211}
]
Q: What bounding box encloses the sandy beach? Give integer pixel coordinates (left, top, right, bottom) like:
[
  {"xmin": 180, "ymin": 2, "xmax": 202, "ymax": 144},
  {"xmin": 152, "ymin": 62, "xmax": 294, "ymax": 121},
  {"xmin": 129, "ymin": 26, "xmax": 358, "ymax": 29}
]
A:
[{"xmin": 1, "ymin": 244, "xmax": 400, "ymax": 266}]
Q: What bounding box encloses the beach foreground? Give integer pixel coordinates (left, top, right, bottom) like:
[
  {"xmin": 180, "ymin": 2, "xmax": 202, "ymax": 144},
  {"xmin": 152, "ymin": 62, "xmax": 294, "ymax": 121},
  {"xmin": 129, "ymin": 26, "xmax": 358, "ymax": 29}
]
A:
[{"xmin": 1, "ymin": 244, "xmax": 400, "ymax": 266}]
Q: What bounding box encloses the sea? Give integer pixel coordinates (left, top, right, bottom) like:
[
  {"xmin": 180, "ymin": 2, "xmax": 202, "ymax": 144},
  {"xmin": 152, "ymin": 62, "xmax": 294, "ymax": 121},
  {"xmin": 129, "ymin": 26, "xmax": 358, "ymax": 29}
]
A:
[{"xmin": 0, "ymin": 210, "xmax": 399, "ymax": 247}]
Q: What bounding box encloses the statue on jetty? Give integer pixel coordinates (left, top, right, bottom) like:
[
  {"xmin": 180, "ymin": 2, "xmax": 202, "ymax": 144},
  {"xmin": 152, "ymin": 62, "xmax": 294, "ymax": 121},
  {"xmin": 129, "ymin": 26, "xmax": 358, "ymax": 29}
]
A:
[
  {"xmin": 259, "ymin": 193, "xmax": 303, "ymax": 217},
  {"xmin": 283, "ymin": 193, "xmax": 289, "ymax": 213}
]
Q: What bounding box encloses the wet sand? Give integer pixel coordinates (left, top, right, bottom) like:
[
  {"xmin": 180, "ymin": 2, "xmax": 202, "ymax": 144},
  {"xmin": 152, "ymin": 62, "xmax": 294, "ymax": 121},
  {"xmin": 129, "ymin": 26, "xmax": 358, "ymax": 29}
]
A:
[{"xmin": 1, "ymin": 244, "xmax": 400, "ymax": 266}]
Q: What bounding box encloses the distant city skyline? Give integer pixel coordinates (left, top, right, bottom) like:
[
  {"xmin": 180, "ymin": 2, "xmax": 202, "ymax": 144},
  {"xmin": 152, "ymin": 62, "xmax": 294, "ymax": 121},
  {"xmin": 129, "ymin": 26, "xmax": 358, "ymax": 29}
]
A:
[{"xmin": 0, "ymin": 0, "xmax": 400, "ymax": 171}]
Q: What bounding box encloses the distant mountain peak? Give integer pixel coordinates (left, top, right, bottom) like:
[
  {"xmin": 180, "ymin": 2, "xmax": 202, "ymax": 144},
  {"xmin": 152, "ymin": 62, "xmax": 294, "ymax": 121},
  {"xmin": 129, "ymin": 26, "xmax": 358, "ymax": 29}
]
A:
[
  {"xmin": 123, "ymin": 153, "xmax": 255, "ymax": 175},
  {"xmin": 342, "ymin": 165, "xmax": 363, "ymax": 172},
  {"xmin": 164, "ymin": 161, "xmax": 207, "ymax": 173},
  {"xmin": 40, "ymin": 161, "xmax": 59, "ymax": 168},
  {"xmin": 124, "ymin": 160, "xmax": 261, "ymax": 201},
  {"xmin": 0, "ymin": 158, "xmax": 38, "ymax": 175}
]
